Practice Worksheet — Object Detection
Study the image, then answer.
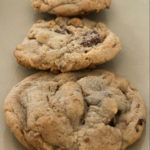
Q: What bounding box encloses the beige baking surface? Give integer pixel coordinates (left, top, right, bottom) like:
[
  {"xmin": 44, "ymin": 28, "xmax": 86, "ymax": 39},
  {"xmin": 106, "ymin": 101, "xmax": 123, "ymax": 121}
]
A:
[{"xmin": 0, "ymin": 0, "xmax": 149, "ymax": 150}]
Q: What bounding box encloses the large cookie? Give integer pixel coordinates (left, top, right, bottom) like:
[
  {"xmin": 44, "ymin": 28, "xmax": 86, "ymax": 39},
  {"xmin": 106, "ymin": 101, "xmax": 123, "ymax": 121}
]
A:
[
  {"xmin": 31, "ymin": 0, "xmax": 111, "ymax": 16},
  {"xmin": 4, "ymin": 69, "xmax": 146, "ymax": 150},
  {"xmin": 14, "ymin": 17, "xmax": 121, "ymax": 73}
]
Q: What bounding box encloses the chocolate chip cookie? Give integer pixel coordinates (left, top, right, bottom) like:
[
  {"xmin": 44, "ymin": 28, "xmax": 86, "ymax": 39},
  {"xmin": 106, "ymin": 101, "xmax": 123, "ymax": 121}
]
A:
[
  {"xmin": 31, "ymin": 0, "xmax": 111, "ymax": 16},
  {"xmin": 14, "ymin": 17, "xmax": 121, "ymax": 73},
  {"xmin": 4, "ymin": 69, "xmax": 146, "ymax": 150}
]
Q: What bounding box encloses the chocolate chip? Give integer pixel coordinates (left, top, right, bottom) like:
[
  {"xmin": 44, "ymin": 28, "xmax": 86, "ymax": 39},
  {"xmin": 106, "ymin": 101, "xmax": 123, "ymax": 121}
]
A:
[
  {"xmin": 137, "ymin": 119, "xmax": 145, "ymax": 126},
  {"xmin": 108, "ymin": 110, "xmax": 121, "ymax": 127},
  {"xmin": 81, "ymin": 119, "xmax": 85, "ymax": 125},
  {"xmin": 116, "ymin": 110, "xmax": 121, "ymax": 116},
  {"xmin": 135, "ymin": 118, "xmax": 145, "ymax": 132},
  {"xmin": 84, "ymin": 137, "xmax": 90, "ymax": 143},
  {"xmin": 109, "ymin": 118, "xmax": 116, "ymax": 127},
  {"xmin": 81, "ymin": 37, "xmax": 101, "ymax": 47},
  {"xmin": 80, "ymin": 31, "xmax": 102, "ymax": 47},
  {"xmin": 65, "ymin": 29, "xmax": 72, "ymax": 34}
]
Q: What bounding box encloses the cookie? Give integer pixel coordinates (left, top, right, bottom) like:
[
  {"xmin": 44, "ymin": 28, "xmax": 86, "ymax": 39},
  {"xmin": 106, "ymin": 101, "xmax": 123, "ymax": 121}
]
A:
[
  {"xmin": 31, "ymin": 0, "xmax": 111, "ymax": 16},
  {"xmin": 4, "ymin": 69, "xmax": 146, "ymax": 150},
  {"xmin": 14, "ymin": 17, "xmax": 121, "ymax": 73}
]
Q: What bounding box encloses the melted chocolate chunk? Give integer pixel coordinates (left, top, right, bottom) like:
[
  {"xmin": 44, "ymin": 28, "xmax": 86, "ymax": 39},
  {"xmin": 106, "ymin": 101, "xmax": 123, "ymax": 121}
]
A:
[
  {"xmin": 81, "ymin": 119, "xmax": 85, "ymax": 125},
  {"xmin": 109, "ymin": 118, "xmax": 116, "ymax": 127},
  {"xmin": 81, "ymin": 31, "xmax": 102, "ymax": 47},
  {"xmin": 137, "ymin": 119, "xmax": 145, "ymax": 126},
  {"xmin": 84, "ymin": 137, "xmax": 90, "ymax": 143},
  {"xmin": 108, "ymin": 110, "xmax": 122, "ymax": 127},
  {"xmin": 116, "ymin": 110, "xmax": 121, "ymax": 116},
  {"xmin": 135, "ymin": 118, "xmax": 145, "ymax": 132}
]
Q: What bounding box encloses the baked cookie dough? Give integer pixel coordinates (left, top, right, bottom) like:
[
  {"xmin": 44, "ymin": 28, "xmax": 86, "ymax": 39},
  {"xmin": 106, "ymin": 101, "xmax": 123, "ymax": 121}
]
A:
[
  {"xmin": 31, "ymin": 0, "xmax": 111, "ymax": 16},
  {"xmin": 4, "ymin": 69, "xmax": 146, "ymax": 150},
  {"xmin": 14, "ymin": 17, "xmax": 121, "ymax": 73}
]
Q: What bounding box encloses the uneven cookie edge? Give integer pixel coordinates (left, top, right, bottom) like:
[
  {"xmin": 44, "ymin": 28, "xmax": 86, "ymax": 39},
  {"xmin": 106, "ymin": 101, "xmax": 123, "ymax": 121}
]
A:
[
  {"xmin": 14, "ymin": 18, "xmax": 121, "ymax": 73},
  {"xmin": 3, "ymin": 69, "xmax": 146, "ymax": 150}
]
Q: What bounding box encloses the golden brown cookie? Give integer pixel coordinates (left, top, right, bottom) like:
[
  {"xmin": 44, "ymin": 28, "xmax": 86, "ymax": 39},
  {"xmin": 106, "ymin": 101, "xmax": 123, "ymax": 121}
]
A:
[
  {"xmin": 14, "ymin": 17, "xmax": 121, "ymax": 73},
  {"xmin": 31, "ymin": 0, "xmax": 111, "ymax": 16},
  {"xmin": 4, "ymin": 69, "xmax": 146, "ymax": 150}
]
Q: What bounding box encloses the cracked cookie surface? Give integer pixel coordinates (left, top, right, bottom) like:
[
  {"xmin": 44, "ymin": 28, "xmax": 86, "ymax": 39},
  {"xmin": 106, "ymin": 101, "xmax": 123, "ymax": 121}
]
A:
[
  {"xmin": 14, "ymin": 17, "xmax": 121, "ymax": 73},
  {"xmin": 31, "ymin": 0, "xmax": 111, "ymax": 16},
  {"xmin": 4, "ymin": 69, "xmax": 146, "ymax": 150}
]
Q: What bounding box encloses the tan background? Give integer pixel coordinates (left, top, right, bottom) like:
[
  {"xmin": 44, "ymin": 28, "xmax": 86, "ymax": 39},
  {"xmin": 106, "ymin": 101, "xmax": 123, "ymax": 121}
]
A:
[{"xmin": 0, "ymin": 0, "xmax": 149, "ymax": 150}]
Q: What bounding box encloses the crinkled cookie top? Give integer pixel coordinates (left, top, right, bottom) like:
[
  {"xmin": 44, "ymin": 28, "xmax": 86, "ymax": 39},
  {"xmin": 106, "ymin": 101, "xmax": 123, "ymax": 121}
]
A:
[
  {"xmin": 14, "ymin": 17, "xmax": 121, "ymax": 73},
  {"xmin": 4, "ymin": 70, "xmax": 146, "ymax": 150},
  {"xmin": 31, "ymin": 0, "xmax": 111, "ymax": 16}
]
